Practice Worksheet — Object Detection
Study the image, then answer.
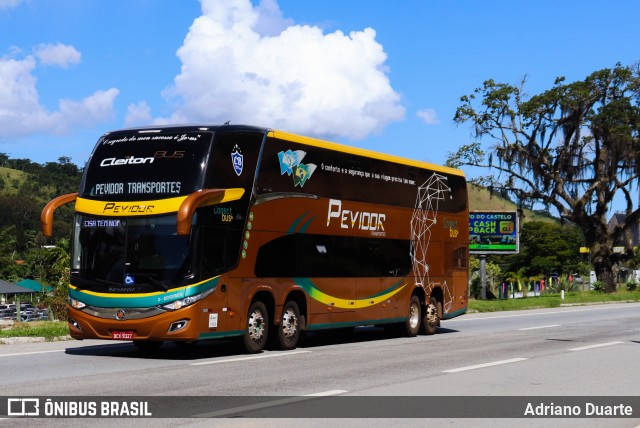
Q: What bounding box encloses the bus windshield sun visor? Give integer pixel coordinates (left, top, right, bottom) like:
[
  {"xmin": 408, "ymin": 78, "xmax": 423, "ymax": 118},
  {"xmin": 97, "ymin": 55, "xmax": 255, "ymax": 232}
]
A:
[{"xmin": 176, "ymin": 188, "xmax": 245, "ymax": 235}]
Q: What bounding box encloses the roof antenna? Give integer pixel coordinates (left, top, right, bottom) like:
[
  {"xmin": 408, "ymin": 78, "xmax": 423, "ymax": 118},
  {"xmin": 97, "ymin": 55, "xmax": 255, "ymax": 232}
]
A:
[{"xmin": 224, "ymin": 120, "xmax": 230, "ymax": 125}]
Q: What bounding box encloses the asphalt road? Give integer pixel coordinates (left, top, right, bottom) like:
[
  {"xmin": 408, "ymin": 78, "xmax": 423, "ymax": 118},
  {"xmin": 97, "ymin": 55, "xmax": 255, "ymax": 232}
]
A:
[{"xmin": 1, "ymin": 302, "xmax": 639, "ymax": 427}]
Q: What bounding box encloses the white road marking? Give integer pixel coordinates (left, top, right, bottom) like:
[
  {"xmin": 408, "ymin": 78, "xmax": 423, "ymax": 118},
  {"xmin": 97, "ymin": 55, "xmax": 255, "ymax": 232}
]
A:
[
  {"xmin": 443, "ymin": 358, "xmax": 528, "ymax": 373},
  {"xmin": 518, "ymin": 324, "xmax": 561, "ymax": 331},
  {"xmin": 0, "ymin": 349, "xmax": 64, "ymax": 358},
  {"xmin": 191, "ymin": 350, "xmax": 311, "ymax": 366},
  {"xmin": 568, "ymin": 341, "xmax": 624, "ymax": 352},
  {"xmin": 304, "ymin": 390, "xmax": 347, "ymax": 396},
  {"xmin": 446, "ymin": 303, "xmax": 640, "ymax": 322}
]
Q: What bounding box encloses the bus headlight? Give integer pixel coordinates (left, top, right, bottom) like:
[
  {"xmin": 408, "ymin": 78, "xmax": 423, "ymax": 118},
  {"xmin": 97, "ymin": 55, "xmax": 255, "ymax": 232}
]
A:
[
  {"xmin": 160, "ymin": 293, "xmax": 203, "ymax": 311},
  {"xmin": 69, "ymin": 297, "xmax": 86, "ymax": 310}
]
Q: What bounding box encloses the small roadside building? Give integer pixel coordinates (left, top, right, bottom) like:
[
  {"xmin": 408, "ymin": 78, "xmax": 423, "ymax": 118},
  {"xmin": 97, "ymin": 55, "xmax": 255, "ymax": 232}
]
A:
[
  {"xmin": 0, "ymin": 280, "xmax": 35, "ymax": 304},
  {"xmin": 17, "ymin": 279, "xmax": 53, "ymax": 293}
]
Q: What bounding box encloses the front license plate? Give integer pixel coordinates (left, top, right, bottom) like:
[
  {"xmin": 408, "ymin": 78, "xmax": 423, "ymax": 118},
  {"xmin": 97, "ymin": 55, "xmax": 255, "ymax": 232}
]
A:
[{"xmin": 111, "ymin": 330, "xmax": 134, "ymax": 340}]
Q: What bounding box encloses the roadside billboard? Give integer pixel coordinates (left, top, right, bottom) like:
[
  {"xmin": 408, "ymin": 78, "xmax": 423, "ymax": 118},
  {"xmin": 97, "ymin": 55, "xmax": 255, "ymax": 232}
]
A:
[{"xmin": 469, "ymin": 211, "xmax": 519, "ymax": 254}]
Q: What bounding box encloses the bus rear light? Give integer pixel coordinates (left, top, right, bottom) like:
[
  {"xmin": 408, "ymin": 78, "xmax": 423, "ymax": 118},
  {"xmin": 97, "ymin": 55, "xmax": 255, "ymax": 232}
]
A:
[{"xmin": 168, "ymin": 320, "xmax": 189, "ymax": 333}]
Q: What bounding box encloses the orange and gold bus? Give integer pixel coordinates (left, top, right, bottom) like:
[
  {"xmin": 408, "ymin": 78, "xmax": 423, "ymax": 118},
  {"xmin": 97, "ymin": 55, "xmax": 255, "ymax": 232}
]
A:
[{"xmin": 42, "ymin": 124, "xmax": 468, "ymax": 353}]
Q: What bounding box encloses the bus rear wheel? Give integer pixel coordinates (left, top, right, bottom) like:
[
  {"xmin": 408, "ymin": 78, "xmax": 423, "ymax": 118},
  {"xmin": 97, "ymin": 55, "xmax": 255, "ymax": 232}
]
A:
[
  {"xmin": 420, "ymin": 296, "xmax": 440, "ymax": 335},
  {"xmin": 243, "ymin": 301, "xmax": 269, "ymax": 353},
  {"xmin": 275, "ymin": 300, "xmax": 301, "ymax": 350}
]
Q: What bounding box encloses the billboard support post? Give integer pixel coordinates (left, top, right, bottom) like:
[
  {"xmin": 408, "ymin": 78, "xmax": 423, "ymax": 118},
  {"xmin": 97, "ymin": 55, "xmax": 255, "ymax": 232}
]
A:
[{"xmin": 480, "ymin": 254, "xmax": 487, "ymax": 300}]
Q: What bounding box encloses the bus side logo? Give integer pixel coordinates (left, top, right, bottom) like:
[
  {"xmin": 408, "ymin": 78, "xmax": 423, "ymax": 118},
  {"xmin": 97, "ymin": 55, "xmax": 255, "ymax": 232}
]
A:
[
  {"xmin": 278, "ymin": 149, "xmax": 316, "ymax": 188},
  {"xmin": 231, "ymin": 145, "xmax": 243, "ymax": 176}
]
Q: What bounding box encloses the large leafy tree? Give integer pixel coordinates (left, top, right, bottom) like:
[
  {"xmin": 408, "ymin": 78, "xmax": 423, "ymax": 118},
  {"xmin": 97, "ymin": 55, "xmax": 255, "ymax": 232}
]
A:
[
  {"xmin": 505, "ymin": 221, "xmax": 585, "ymax": 278},
  {"xmin": 449, "ymin": 63, "xmax": 640, "ymax": 292}
]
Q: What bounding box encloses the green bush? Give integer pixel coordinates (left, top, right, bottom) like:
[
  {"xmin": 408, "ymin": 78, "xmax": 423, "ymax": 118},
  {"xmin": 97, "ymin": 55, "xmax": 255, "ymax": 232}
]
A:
[
  {"xmin": 545, "ymin": 277, "xmax": 581, "ymax": 294},
  {"xmin": 592, "ymin": 280, "xmax": 605, "ymax": 292},
  {"xmin": 469, "ymin": 276, "xmax": 481, "ymax": 299},
  {"xmin": 626, "ymin": 281, "xmax": 638, "ymax": 291}
]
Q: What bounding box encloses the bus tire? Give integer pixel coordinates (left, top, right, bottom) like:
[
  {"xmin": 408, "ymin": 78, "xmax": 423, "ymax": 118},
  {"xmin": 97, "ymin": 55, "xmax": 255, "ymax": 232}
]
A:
[
  {"xmin": 402, "ymin": 295, "xmax": 421, "ymax": 337},
  {"xmin": 276, "ymin": 300, "xmax": 301, "ymax": 350},
  {"xmin": 420, "ymin": 296, "xmax": 439, "ymax": 335},
  {"xmin": 243, "ymin": 301, "xmax": 269, "ymax": 353}
]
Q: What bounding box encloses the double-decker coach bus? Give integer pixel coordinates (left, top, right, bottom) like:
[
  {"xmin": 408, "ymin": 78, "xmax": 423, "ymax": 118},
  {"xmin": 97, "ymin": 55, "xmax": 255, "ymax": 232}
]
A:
[{"xmin": 42, "ymin": 124, "xmax": 469, "ymax": 353}]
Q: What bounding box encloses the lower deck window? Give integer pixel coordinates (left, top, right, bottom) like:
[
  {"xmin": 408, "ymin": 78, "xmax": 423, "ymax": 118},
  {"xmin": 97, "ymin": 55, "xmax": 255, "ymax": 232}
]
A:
[{"xmin": 255, "ymin": 234, "xmax": 411, "ymax": 278}]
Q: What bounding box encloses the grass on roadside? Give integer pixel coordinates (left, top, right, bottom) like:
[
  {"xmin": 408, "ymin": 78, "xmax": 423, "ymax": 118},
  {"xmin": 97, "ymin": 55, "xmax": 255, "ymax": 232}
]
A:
[
  {"xmin": 468, "ymin": 290, "xmax": 640, "ymax": 312},
  {"xmin": 0, "ymin": 321, "xmax": 70, "ymax": 341}
]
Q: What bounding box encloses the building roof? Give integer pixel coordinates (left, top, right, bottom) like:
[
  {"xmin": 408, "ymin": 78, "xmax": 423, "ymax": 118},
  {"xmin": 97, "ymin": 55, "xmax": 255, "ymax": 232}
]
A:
[
  {"xmin": 608, "ymin": 212, "xmax": 640, "ymax": 247},
  {"xmin": 17, "ymin": 279, "xmax": 53, "ymax": 293},
  {"xmin": 0, "ymin": 280, "xmax": 34, "ymax": 295}
]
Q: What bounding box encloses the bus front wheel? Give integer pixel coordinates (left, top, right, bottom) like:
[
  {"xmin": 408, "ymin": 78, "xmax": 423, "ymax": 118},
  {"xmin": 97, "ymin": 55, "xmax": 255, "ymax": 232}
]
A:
[
  {"xmin": 402, "ymin": 295, "xmax": 421, "ymax": 337},
  {"xmin": 243, "ymin": 301, "xmax": 269, "ymax": 353}
]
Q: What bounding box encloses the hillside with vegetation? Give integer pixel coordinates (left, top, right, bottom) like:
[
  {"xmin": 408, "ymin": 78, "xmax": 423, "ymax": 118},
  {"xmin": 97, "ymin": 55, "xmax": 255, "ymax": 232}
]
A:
[
  {"xmin": 0, "ymin": 155, "xmax": 81, "ymax": 287},
  {"xmin": 467, "ymin": 184, "xmax": 558, "ymax": 224}
]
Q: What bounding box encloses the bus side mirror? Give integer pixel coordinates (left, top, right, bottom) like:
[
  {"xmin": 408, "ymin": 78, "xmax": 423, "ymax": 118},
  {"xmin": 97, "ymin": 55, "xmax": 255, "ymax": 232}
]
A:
[
  {"xmin": 41, "ymin": 193, "xmax": 78, "ymax": 237},
  {"xmin": 176, "ymin": 188, "xmax": 245, "ymax": 235}
]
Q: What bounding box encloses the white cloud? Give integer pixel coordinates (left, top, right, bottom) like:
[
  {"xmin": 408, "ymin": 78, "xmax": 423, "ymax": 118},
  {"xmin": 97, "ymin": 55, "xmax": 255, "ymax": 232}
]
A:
[
  {"xmin": 0, "ymin": 52, "xmax": 118, "ymax": 138},
  {"xmin": 0, "ymin": 0, "xmax": 22, "ymax": 10},
  {"xmin": 161, "ymin": 0, "xmax": 405, "ymax": 140},
  {"xmin": 54, "ymin": 88, "xmax": 119, "ymax": 132},
  {"xmin": 416, "ymin": 108, "xmax": 440, "ymax": 125},
  {"xmin": 34, "ymin": 43, "xmax": 81, "ymax": 68},
  {"xmin": 253, "ymin": 0, "xmax": 293, "ymax": 36},
  {"xmin": 125, "ymin": 101, "xmax": 153, "ymax": 127},
  {"xmin": 0, "ymin": 55, "xmax": 40, "ymax": 113}
]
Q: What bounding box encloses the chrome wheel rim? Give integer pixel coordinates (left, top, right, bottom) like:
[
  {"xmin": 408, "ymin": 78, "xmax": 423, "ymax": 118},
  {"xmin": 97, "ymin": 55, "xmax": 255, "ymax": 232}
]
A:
[
  {"xmin": 426, "ymin": 302, "xmax": 438, "ymax": 327},
  {"xmin": 409, "ymin": 301, "xmax": 420, "ymax": 329},
  {"xmin": 281, "ymin": 308, "xmax": 298, "ymax": 340},
  {"xmin": 248, "ymin": 309, "xmax": 265, "ymax": 342}
]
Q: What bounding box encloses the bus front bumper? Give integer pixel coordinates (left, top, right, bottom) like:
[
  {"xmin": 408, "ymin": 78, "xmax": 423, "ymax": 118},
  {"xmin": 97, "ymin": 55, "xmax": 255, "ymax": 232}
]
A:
[{"xmin": 67, "ymin": 305, "xmax": 204, "ymax": 342}]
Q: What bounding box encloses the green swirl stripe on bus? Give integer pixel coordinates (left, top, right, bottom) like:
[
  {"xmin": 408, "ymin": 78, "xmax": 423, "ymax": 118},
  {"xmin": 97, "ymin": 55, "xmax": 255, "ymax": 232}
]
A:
[
  {"xmin": 294, "ymin": 278, "xmax": 406, "ymax": 309},
  {"xmin": 68, "ymin": 277, "xmax": 220, "ymax": 308},
  {"xmin": 287, "ymin": 212, "xmax": 316, "ymax": 234}
]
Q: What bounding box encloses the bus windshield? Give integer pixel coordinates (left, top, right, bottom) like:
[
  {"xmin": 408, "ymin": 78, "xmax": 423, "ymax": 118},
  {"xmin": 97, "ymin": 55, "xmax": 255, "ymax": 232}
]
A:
[
  {"xmin": 80, "ymin": 130, "xmax": 214, "ymax": 201},
  {"xmin": 72, "ymin": 214, "xmax": 193, "ymax": 293}
]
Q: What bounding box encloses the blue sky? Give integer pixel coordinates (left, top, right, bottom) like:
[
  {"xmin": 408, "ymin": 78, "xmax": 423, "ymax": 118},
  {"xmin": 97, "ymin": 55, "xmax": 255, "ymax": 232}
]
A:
[{"xmin": 1, "ymin": 0, "xmax": 639, "ymax": 173}]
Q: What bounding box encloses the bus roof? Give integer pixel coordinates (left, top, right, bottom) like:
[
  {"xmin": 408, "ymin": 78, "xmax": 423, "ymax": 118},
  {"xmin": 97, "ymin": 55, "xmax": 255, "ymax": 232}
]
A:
[
  {"xmin": 100, "ymin": 124, "xmax": 465, "ymax": 178},
  {"xmin": 269, "ymin": 130, "xmax": 466, "ymax": 178}
]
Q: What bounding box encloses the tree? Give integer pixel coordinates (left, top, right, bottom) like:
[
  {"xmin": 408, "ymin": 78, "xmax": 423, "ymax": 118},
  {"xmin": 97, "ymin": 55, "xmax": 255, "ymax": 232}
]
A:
[
  {"xmin": 37, "ymin": 246, "xmax": 70, "ymax": 320},
  {"xmin": 505, "ymin": 221, "xmax": 585, "ymax": 278},
  {"xmin": 449, "ymin": 63, "xmax": 640, "ymax": 292}
]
